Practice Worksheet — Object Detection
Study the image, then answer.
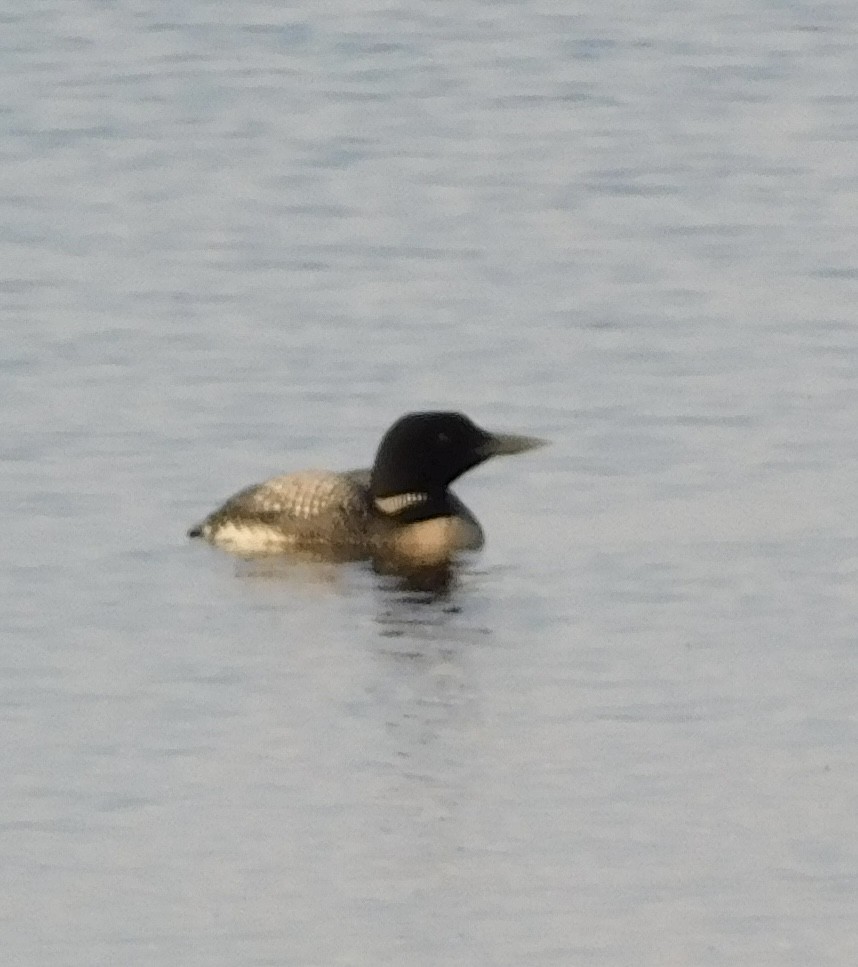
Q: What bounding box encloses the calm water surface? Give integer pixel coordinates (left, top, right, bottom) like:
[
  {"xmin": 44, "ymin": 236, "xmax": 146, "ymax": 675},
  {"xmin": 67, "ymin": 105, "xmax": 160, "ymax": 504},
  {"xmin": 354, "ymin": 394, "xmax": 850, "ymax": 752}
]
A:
[{"xmin": 2, "ymin": 1, "xmax": 858, "ymax": 965}]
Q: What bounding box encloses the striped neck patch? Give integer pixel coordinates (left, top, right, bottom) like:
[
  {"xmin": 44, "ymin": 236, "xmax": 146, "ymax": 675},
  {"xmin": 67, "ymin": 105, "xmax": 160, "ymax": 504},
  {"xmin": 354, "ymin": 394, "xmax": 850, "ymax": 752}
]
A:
[{"xmin": 374, "ymin": 492, "xmax": 429, "ymax": 516}]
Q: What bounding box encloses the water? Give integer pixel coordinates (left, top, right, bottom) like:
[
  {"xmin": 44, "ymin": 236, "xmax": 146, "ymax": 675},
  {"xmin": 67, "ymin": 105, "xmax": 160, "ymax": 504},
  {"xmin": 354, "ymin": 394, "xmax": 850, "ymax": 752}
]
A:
[{"xmin": 3, "ymin": 1, "xmax": 858, "ymax": 964}]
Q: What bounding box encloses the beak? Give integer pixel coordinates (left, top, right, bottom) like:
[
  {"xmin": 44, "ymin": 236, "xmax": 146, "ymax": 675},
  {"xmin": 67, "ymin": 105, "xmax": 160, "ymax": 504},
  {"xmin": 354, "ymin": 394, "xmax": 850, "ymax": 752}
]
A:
[{"xmin": 480, "ymin": 431, "xmax": 547, "ymax": 458}]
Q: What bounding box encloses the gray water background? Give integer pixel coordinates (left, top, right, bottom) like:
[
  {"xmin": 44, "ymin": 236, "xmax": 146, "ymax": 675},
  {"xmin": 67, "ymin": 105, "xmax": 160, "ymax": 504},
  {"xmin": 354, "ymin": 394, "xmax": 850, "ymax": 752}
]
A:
[{"xmin": 2, "ymin": 1, "xmax": 858, "ymax": 964}]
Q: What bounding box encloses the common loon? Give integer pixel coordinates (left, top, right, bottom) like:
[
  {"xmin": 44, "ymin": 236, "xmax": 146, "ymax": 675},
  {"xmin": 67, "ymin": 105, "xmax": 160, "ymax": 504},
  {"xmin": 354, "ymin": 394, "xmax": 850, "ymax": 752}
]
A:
[{"xmin": 188, "ymin": 411, "xmax": 544, "ymax": 567}]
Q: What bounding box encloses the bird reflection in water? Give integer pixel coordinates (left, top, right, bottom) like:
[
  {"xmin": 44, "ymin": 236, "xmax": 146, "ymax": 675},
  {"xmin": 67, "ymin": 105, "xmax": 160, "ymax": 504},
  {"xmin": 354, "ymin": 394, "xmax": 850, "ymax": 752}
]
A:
[
  {"xmin": 234, "ymin": 546, "xmax": 477, "ymax": 603},
  {"xmin": 235, "ymin": 547, "xmax": 490, "ymax": 956},
  {"xmin": 365, "ymin": 567, "xmax": 490, "ymax": 956}
]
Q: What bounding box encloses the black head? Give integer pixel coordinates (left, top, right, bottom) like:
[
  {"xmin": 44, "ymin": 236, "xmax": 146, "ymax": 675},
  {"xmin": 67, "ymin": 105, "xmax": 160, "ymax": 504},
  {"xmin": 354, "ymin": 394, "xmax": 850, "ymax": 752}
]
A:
[{"xmin": 370, "ymin": 411, "xmax": 544, "ymax": 499}]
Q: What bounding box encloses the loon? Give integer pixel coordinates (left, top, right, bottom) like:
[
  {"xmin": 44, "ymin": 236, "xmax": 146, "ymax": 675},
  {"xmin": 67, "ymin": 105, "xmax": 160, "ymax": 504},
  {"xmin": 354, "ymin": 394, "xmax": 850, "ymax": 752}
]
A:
[{"xmin": 188, "ymin": 411, "xmax": 544, "ymax": 567}]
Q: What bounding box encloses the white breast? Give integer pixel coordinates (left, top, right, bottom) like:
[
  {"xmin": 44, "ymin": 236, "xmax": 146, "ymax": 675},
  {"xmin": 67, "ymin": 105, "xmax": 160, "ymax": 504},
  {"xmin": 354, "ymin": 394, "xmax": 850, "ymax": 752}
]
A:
[{"xmin": 382, "ymin": 515, "xmax": 484, "ymax": 567}]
